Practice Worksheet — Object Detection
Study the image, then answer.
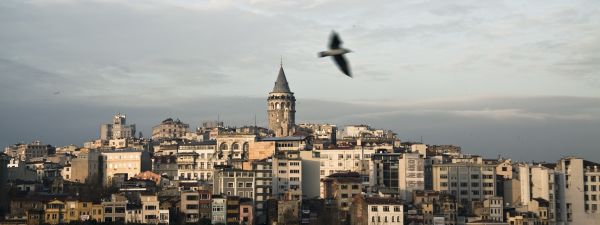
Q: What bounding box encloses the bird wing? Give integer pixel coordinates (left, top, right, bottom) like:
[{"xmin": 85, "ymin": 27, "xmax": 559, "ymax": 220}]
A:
[
  {"xmin": 329, "ymin": 31, "xmax": 342, "ymax": 49},
  {"xmin": 333, "ymin": 55, "xmax": 352, "ymax": 77}
]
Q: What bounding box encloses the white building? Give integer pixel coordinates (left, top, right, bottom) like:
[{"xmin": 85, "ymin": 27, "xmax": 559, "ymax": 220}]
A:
[
  {"xmin": 100, "ymin": 113, "xmax": 136, "ymax": 141},
  {"xmin": 371, "ymin": 153, "xmax": 425, "ymax": 201},
  {"xmin": 555, "ymin": 157, "xmax": 600, "ymax": 224},
  {"xmin": 101, "ymin": 150, "xmax": 152, "ymax": 186},
  {"xmin": 352, "ymin": 196, "xmax": 404, "ymax": 225},
  {"xmin": 272, "ymin": 151, "xmax": 302, "ymax": 200},
  {"xmin": 432, "ymin": 157, "xmax": 496, "ymax": 213},
  {"xmin": 318, "ymin": 148, "xmax": 375, "ymax": 197}
]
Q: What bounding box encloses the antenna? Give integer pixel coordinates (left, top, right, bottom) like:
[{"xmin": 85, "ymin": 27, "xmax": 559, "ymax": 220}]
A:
[{"xmin": 280, "ymin": 56, "xmax": 283, "ymax": 67}]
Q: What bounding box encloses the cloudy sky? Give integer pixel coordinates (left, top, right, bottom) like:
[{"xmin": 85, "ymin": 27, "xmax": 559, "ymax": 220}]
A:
[{"xmin": 1, "ymin": 0, "xmax": 599, "ymax": 162}]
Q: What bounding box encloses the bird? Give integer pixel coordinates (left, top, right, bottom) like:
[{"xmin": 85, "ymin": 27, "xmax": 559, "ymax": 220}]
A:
[{"xmin": 319, "ymin": 31, "xmax": 352, "ymax": 77}]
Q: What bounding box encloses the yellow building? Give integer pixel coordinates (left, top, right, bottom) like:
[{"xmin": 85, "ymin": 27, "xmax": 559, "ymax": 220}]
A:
[
  {"xmin": 91, "ymin": 203, "xmax": 104, "ymax": 222},
  {"xmin": 44, "ymin": 200, "xmax": 66, "ymax": 225}
]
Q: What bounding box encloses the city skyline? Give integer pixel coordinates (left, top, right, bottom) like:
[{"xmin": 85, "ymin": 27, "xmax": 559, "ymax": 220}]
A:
[{"xmin": 1, "ymin": 0, "xmax": 600, "ymax": 161}]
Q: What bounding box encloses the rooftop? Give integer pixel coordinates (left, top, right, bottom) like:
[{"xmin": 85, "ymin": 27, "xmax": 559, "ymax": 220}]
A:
[
  {"xmin": 271, "ymin": 66, "xmax": 291, "ymax": 93},
  {"xmin": 365, "ymin": 197, "xmax": 404, "ymax": 205}
]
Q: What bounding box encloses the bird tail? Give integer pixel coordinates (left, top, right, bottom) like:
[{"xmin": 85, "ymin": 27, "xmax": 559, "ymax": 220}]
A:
[{"xmin": 318, "ymin": 52, "xmax": 327, "ymax": 57}]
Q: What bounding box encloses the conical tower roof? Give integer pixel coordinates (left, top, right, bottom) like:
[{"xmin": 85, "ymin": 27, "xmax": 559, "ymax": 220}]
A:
[{"xmin": 272, "ymin": 66, "xmax": 291, "ymax": 93}]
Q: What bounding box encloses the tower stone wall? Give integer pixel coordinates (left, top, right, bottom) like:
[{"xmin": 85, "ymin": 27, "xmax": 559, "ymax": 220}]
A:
[{"xmin": 267, "ymin": 66, "xmax": 296, "ymax": 137}]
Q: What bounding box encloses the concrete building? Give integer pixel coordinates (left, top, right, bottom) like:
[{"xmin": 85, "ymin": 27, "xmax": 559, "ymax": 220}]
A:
[
  {"xmin": 554, "ymin": 157, "xmax": 600, "ymax": 224},
  {"xmin": 239, "ymin": 198, "xmax": 253, "ymax": 225},
  {"xmin": 4, "ymin": 141, "xmax": 53, "ymax": 161},
  {"xmin": 300, "ymin": 151, "xmax": 321, "ymax": 199},
  {"xmin": 100, "ymin": 113, "xmax": 136, "ymax": 141},
  {"xmin": 432, "ymin": 157, "xmax": 496, "ymax": 214},
  {"xmin": 252, "ymin": 158, "xmax": 272, "ymax": 225},
  {"xmin": 226, "ymin": 196, "xmax": 241, "ymax": 225},
  {"xmin": 181, "ymin": 190, "xmax": 200, "ymax": 222},
  {"xmin": 322, "ymin": 172, "xmax": 362, "ymax": 224},
  {"xmin": 70, "ymin": 149, "xmax": 101, "ymax": 184},
  {"xmin": 318, "ymin": 148, "xmax": 375, "ymax": 197},
  {"xmin": 153, "ymin": 155, "xmax": 177, "ymax": 179},
  {"xmin": 272, "ymin": 151, "xmax": 302, "ymax": 201},
  {"xmin": 216, "ymin": 134, "xmax": 255, "ymax": 160},
  {"xmin": 267, "ymin": 65, "xmax": 296, "ymax": 137},
  {"xmin": 412, "ymin": 191, "xmax": 458, "ymax": 225},
  {"xmin": 212, "ymin": 196, "xmax": 226, "ymax": 225},
  {"xmin": 101, "ymin": 150, "xmax": 152, "ymax": 186},
  {"xmin": 102, "ymin": 194, "xmax": 128, "ymax": 222},
  {"xmin": 371, "ymin": 153, "xmax": 425, "ymax": 201},
  {"xmin": 351, "ymin": 196, "xmax": 404, "ymax": 225},
  {"xmin": 0, "ymin": 153, "xmax": 10, "ymax": 216},
  {"xmin": 152, "ymin": 118, "xmax": 190, "ymax": 140},
  {"xmin": 297, "ymin": 123, "xmax": 337, "ymax": 144},
  {"xmin": 212, "ymin": 167, "xmax": 255, "ymax": 199}
]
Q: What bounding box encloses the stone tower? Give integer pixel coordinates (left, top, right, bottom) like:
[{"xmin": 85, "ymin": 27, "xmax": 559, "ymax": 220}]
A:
[{"xmin": 267, "ymin": 65, "xmax": 296, "ymax": 137}]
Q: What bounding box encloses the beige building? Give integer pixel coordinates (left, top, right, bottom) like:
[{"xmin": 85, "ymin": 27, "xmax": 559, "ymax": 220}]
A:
[
  {"xmin": 4, "ymin": 141, "xmax": 51, "ymax": 161},
  {"xmin": 272, "ymin": 151, "xmax": 303, "ymax": 200},
  {"xmin": 216, "ymin": 134, "xmax": 255, "ymax": 160},
  {"xmin": 555, "ymin": 157, "xmax": 600, "ymax": 224},
  {"xmin": 101, "ymin": 150, "xmax": 151, "ymax": 186},
  {"xmin": 152, "ymin": 118, "xmax": 189, "ymax": 140},
  {"xmin": 69, "ymin": 149, "xmax": 101, "ymax": 184},
  {"xmin": 351, "ymin": 196, "xmax": 404, "ymax": 225},
  {"xmin": 100, "ymin": 113, "xmax": 136, "ymax": 141},
  {"xmin": 432, "ymin": 157, "xmax": 496, "ymax": 213},
  {"xmin": 267, "ymin": 65, "xmax": 296, "ymax": 137},
  {"xmin": 322, "ymin": 172, "xmax": 362, "ymax": 223},
  {"xmin": 371, "ymin": 153, "xmax": 425, "ymax": 201},
  {"xmin": 318, "ymin": 148, "xmax": 374, "ymax": 197}
]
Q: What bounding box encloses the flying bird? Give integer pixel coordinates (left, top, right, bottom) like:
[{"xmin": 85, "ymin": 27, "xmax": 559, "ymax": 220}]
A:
[{"xmin": 319, "ymin": 31, "xmax": 352, "ymax": 77}]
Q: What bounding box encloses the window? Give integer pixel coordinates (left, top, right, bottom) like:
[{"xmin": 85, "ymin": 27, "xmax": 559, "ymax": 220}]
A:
[
  {"xmin": 593, "ymin": 176, "xmax": 597, "ymax": 182},
  {"xmin": 593, "ymin": 195, "xmax": 597, "ymax": 201},
  {"xmin": 383, "ymin": 206, "xmax": 390, "ymax": 212},
  {"xmin": 290, "ymin": 170, "xmax": 300, "ymax": 173},
  {"xmin": 371, "ymin": 206, "xmax": 378, "ymax": 212},
  {"xmin": 593, "ymin": 185, "xmax": 597, "ymax": 192},
  {"xmin": 228, "ymin": 182, "xmax": 234, "ymax": 188},
  {"xmin": 105, "ymin": 207, "xmax": 113, "ymax": 213},
  {"xmin": 238, "ymin": 182, "xmax": 244, "ymax": 188},
  {"xmin": 352, "ymin": 185, "xmax": 359, "ymax": 189},
  {"xmin": 394, "ymin": 206, "xmax": 400, "ymax": 212},
  {"xmin": 341, "ymin": 185, "xmax": 348, "ymax": 189},
  {"xmin": 471, "ymin": 174, "xmax": 479, "ymax": 179},
  {"xmin": 472, "ymin": 182, "xmax": 479, "ymax": 187},
  {"xmin": 246, "ymin": 182, "xmax": 253, "ymax": 188}
]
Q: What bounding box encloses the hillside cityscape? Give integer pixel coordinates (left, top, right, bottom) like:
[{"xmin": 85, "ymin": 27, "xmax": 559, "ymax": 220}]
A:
[{"xmin": 0, "ymin": 65, "xmax": 598, "ymax": 225}]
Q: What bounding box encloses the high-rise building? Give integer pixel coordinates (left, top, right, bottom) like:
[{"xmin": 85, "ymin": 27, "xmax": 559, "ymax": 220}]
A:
[
  {"xmin": 554, "ymin": 157, "xmax": 600, "ymax": 224},
  {"xmin": 431, "ymin": 156, "xmax": 496, "ymax": 214},
  {"xmin": 100, "ymin": 113, "xmax": 136, "ymax": 140},
  {"xmin": 371, "ymin": 153, "xmax": 425, "ymax": 201},
  {"xmin": 267, "ymin": 65, "xmax": 296, "ymax": 137}
]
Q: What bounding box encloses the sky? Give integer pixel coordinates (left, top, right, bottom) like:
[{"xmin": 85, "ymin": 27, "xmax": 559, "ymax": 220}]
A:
[{"xmin": 1, "ymin": 0, "xmax": 599, "ymax": 162}]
